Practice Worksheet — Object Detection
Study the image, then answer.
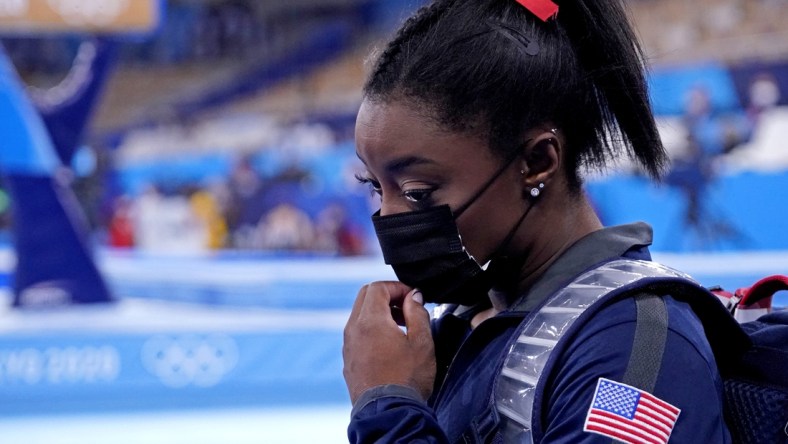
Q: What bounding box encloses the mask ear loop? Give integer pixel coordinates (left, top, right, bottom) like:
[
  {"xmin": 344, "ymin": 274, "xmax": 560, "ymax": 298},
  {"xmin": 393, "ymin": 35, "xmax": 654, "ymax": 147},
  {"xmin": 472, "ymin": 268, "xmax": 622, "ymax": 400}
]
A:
[
  {"xmin": 480, "ymin": 180, "xmax": 541, "ymax": 270},
  {"xmin": 482, "ymin": 134, "xmax": 554, "ymax": 269},
  {"xmin": 453, "ymin": 139, "xmax": 532, "ymax": 219}
]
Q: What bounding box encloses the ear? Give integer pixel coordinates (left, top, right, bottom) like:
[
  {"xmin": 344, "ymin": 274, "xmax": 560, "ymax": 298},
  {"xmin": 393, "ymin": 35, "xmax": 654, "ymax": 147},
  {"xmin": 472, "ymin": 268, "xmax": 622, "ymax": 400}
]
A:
[{"xmin": 519, "ymin": 129, "xmax": 561, "ymax": 192}]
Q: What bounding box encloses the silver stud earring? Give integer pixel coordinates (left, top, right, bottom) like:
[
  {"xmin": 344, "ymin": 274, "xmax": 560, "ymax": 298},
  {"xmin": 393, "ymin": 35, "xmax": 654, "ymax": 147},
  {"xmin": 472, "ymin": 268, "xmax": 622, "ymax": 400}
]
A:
[
  {"xmin": 550, "ymin": 128, "xmax": 557, "ymax": 135},
  {"xmin": 530, "ymin": 182, "xmax": 545, "ymax": 197},
  {"xmin": 520, "ymin": 170, "xmax": 525, "ymax": 175}
]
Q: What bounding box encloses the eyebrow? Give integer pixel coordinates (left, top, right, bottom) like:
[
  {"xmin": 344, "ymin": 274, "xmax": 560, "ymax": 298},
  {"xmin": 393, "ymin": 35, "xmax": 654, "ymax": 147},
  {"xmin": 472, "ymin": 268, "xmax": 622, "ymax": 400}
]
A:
[
  {"xmin": 355, "ymin": 153, "xmax": 437, "ymax": 175},
  {"xmin": 384, "ymin": 156, "xmax": 436, "ymax": 174}
]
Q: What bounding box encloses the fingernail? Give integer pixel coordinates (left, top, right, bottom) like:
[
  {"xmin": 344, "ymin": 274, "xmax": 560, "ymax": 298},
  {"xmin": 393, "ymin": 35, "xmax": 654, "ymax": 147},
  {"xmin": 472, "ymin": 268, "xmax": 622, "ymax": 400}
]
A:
[{"xmin": 412, "ymin": 291, "xmax": 423, "ymax": 305}]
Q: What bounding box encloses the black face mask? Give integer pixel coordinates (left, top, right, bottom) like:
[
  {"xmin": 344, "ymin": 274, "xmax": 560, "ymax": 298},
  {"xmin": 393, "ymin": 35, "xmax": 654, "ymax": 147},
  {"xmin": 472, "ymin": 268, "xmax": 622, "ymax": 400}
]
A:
[{"xmin": 371, "ymin": 148, "xmax": 534, "ymax": 305}]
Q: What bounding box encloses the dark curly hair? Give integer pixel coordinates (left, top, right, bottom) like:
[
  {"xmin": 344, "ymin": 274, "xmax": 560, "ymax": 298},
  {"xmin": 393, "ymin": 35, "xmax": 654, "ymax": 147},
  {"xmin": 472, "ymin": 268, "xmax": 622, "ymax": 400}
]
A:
[{"xmin": 363, "ymin": 0, "xmax": 667, "ymax": 190}]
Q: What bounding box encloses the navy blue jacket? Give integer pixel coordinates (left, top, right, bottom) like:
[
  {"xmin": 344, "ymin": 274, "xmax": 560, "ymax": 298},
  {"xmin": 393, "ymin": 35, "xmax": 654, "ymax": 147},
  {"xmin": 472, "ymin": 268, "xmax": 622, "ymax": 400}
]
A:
[{"xmin": 348, "ymin": 223, "xmax": 730, "ymax": 443}]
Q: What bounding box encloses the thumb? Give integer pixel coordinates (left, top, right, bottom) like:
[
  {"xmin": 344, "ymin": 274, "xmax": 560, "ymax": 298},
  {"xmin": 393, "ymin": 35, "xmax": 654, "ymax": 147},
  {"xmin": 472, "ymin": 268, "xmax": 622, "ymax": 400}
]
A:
[{"xmin": 402, "ymin": 290, "xmax": 431, "ymax": 338}]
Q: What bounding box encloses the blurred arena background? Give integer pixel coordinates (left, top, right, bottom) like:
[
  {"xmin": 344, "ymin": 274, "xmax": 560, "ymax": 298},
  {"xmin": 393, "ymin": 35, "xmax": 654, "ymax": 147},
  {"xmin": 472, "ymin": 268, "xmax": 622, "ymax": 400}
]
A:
[{"xmin": 0, "ymin": 0, "xmax": 787, "ymax": 442}]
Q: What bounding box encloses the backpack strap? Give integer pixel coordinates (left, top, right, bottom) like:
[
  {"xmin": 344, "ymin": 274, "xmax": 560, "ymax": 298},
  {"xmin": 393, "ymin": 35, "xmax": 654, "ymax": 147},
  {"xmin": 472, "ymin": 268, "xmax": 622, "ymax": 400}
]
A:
[
  {"xmin": 594, "ymin": 294, "xmax": 670, "ymax": 444},
  {"xmin": 622, "ymin": 294, "xmax": 669, "ymax": 393}
]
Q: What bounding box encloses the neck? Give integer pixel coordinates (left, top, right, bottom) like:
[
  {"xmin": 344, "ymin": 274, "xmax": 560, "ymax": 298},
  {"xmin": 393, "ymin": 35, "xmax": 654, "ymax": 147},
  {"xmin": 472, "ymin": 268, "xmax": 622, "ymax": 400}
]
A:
[{"xmin": 488, "ymin": 192, "xmax": 602, "ymax": 313}]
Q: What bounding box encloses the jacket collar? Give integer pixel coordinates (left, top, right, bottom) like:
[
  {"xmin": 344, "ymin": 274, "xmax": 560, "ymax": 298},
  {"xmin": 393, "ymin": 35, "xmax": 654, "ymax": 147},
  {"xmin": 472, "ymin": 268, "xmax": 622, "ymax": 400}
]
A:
[{"xmin": 509, "ymin": 222, "xmax": 653, "ymax": 312}]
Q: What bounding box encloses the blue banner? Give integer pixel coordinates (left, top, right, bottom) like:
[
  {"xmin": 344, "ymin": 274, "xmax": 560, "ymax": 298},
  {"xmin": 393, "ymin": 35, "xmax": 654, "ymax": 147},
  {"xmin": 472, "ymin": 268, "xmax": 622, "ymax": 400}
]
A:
[
  {"xmin": 36, "ymin": 38, "xmax": 118, "ymax": 167},
  {"xmin": 0, "ymin": 49, "xmax": 59, "ymax": 176},
  {"xmin": 0, "ymin": 329, "xmax": 347, "ymax": 415},
  {"xmin": 0, "ymin": 46, "xmax": 113, "ymax": 306}
]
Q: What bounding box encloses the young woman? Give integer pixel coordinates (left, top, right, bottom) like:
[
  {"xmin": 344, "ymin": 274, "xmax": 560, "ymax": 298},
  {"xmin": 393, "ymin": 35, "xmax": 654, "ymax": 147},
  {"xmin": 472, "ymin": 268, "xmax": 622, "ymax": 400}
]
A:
[{"xmin": 343, "ymin": 0, "xmax": 730, "ymax": 442}]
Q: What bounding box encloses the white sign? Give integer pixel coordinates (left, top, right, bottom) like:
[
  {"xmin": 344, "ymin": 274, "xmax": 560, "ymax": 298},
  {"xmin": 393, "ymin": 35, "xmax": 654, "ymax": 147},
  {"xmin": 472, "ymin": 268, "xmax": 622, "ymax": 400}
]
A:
[
  {"xmin": 0, "ymin": 0, "xmax": 28, "ymax": 17},
  {"xmin": 0, "ymin": 0, "xmax": 159, "ymax": 34},
  {"xmin": 46, "ymin": 0, "xmax": 130, "ymax": 27}
]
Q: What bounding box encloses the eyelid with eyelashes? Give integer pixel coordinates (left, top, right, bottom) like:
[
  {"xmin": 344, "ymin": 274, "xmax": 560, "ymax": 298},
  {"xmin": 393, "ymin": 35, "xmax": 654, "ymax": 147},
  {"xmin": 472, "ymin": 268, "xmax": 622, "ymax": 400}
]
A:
[
  {"xmin": 355, "ymin": 172, "xmax": 438, "ymax": 207},
  {"xmin": 401, "ymin": 187, "xmax": 436, "ymax": 204},
  {"xmin": 354, "ymin": 173, "xmax": 382, "ymax": 195}
]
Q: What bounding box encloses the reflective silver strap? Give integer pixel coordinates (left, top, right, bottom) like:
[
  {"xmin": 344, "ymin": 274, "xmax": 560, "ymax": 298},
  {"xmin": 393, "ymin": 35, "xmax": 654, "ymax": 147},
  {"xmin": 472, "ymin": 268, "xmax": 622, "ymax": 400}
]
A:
[{"xmin": 494, "ymin": 259, "xmax": 695, "ymax": 442}]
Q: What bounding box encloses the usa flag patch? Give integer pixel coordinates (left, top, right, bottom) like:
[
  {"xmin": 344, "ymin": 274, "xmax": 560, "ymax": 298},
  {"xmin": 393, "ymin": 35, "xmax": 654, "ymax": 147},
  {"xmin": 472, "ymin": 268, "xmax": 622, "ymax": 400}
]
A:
[{"xmin": 583, "ymin": 378, "xmax": 681, "ymax": 444}]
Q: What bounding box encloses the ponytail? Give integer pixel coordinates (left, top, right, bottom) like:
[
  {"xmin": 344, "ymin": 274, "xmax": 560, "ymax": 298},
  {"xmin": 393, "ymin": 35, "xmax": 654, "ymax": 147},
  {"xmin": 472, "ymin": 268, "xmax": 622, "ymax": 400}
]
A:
[{"xmin": 556, "ymin": 0, "xmax": 667, "ymax": 179}]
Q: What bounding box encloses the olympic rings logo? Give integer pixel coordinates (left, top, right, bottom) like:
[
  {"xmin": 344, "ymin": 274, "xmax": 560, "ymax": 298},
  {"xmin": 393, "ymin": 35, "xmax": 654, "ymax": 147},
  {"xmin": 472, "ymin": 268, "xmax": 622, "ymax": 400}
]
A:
[
  {"xmin": 141, "ymin": 334, "xmax": 239, "ymax": 388},
  {"xmin": 46, "ymin": 0, "xmax": 129, "ymax": 27}
]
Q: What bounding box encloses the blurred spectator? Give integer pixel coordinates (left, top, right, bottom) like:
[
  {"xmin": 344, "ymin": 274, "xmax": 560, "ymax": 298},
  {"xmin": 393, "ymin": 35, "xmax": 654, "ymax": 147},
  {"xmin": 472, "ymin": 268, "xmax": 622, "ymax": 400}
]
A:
[
  {"xmin": 255, "ymin": 203, "xmax": 315, "ymax": 251},
  {"xmin": 0, "ymin": 187, "xmax": 8, "ymax": 211},
  {"xmin": 314, "ymin": 203, "xmax": 366, "ymax": 256},
  {"xmin": 665, "ymin": 85, "xmax": 749, "ymax": 248},
  {"xmin": 0, "ymin": 187, "xmax": 11, "ymax": 236},
  {"xmin": 747, "ymin": 72, "xmax": 782, "ymax": 124},
  {"xmin": 225, "ymin": 155, "xmax": 265, "ymax": 234},
  {"xmin": 724, "ymin": 71, "xmax": 788, "ymax": 172},
  {"xmin": 189, "ymin": 187, "xmax": 228, "ymax": 250},
  {"xmin": 132, "ymin": 185, "xmax": 205, "ymax": 252},
  {"xmin": 108, "ymin": 195, "xmax": 136, "ymax": 248},
  {"xmin": 682, "ymin": 86, "xmax": 749, "ymax": 161}
]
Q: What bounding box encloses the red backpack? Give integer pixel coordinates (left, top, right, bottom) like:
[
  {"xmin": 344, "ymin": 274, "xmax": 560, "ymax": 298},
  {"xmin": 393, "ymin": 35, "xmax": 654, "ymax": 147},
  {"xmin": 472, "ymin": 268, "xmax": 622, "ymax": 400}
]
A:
[
  {"xmin": 710, "ymin": 275, "xmax": 788, "ymax": 323},
  {"xmin": 709, "ymin": 275, "xmax": 788, "ymax": 444}
]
